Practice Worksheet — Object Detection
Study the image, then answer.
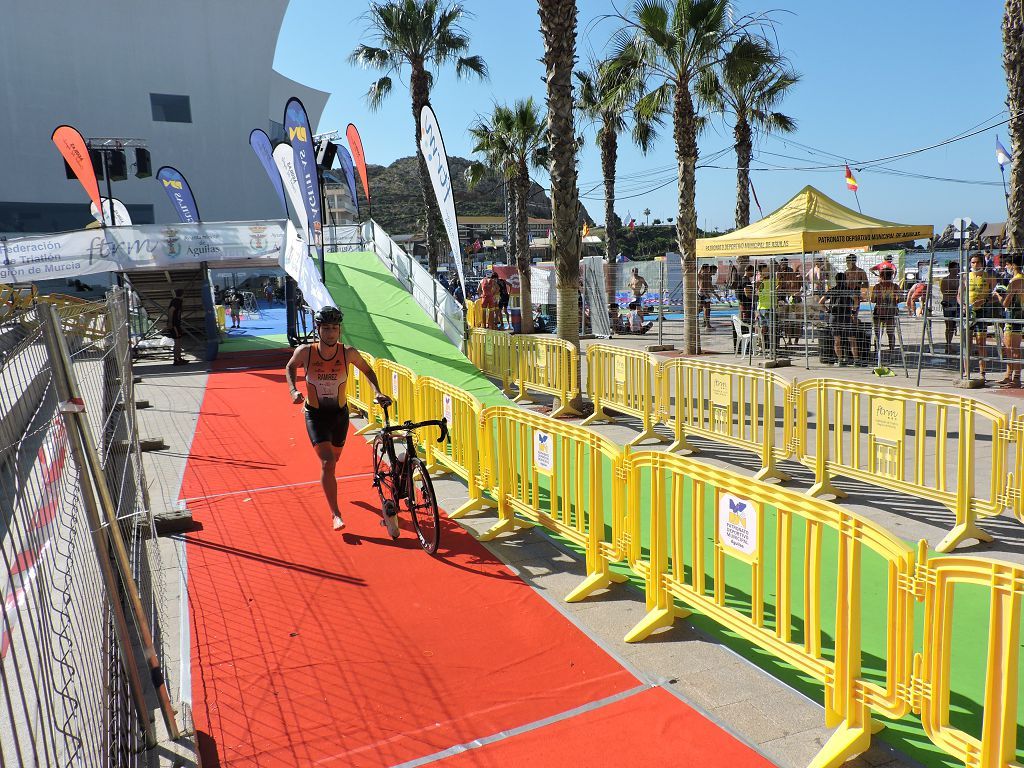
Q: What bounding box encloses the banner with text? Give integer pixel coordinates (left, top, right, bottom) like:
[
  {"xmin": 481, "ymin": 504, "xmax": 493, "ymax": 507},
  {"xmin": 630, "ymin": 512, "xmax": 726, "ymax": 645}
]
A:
[
  {"xmin": 0, "ymin": 221, "xmax": 286, "ymax": 284},
  {"xmin": 336, "ymin": 144, "xmax": 359, "ymax": 216},
  {"xmin": 156, "ymin": 166, "xmax": 201, "ymax": 223},
  {"xmin": 283, "ymin": 97, "xmax": 322, "ymax": 262},
  {"xmin": 346, "ymin": 123, "xmax": 371, "ymax": 206},
  {"xmin": 90, "ymin": 197, "xmax": 132, "ymax": 227},
  {"xmin": 51, "ymin": 125, "xmax": 102, "ymax": 214},
  {"xmin": 273, "ymin": 142, "xmax": 309, "ymax": 237},
  {"xmin": 418, "ymin": 104, "xmax": 465, "ymax": 291},
  {"xmin": 280, "ymin": 221, "xmax": 333, "ymax": 311}
]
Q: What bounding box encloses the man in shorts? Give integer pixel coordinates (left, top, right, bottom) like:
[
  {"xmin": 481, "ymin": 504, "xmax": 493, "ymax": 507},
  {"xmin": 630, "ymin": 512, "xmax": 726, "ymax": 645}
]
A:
[
  {"xmin": 495, "ymin": 273, "xmax": 511, "ymax": 330},
  {"xmin": 285, "ymin": 306, "xmax": 392, "ymax": 532},
  {"xmin": 627, "ymin": 268, "xmax": 648, "ymax": 320},
  {"xmin": 959, "ymin": 253, "xmax": 997, "ymax": 382},
  {"xmin": 939, "ymin": 261, "xmax": 961, "ymax": 352}
]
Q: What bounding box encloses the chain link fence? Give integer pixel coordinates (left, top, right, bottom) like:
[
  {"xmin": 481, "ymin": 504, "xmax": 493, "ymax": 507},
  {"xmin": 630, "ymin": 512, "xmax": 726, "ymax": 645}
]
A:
[{"xmin": 1, "ymin": 288, "xmax": 173, "ymax": 766}]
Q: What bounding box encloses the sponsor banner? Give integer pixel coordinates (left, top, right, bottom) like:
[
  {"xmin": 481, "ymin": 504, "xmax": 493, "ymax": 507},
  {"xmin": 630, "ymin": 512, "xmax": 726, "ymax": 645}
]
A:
[
  {"xmin": 90, "ymin": 197, "xmax": 132, "ymax": 227},
  {"xmin": 0, "ymin": 221, "xmax": 287, "ymax": 284},
  {"xmin": 283, "ymin": 97, "xmax": 322, "ymax": 260},
  {"xmin": 280, "ymin": 221, "xmax": 333, "ymax": 311},
  {"xmin": 250, "ymin": 129, "xmax": 288, "ymax": 214},
  {"xmin": 346, "ymin": 123, "xmax": 371, "ymax": 203},
  {"xmin": 156, "ymin": 166, "xmax": 201, "ymax": 223},
  {"xmin": 533, "ymin": 430, "xmax": 554, "ymax": 474},
  {"xmin": 273, "ymin": 143, "xmax": 309, "ymax": 237},
  {"xmin": 336, "ymin": 144, "xmax": 359, "ymax": 216},
  {"xmin": 51, "ymin": 125, "xmax": 102, "ymax": 213},
  {"xmin": 870, "ymin": 397, "xmax": 905, "ymax": 444},
  {"xmin": 418, "ymin": 105, "xmax": 466, "ymax": 291}
]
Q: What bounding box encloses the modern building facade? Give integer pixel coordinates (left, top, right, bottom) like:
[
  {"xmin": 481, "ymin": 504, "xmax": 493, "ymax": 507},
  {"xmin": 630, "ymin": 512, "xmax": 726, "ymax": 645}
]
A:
[{"xmin": 0, "ymin": 1, "xmax": 329, "ymax": 234}]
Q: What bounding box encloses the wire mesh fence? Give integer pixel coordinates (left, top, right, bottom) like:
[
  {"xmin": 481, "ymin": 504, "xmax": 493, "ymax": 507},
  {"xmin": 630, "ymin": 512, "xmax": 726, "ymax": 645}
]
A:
[{"xmin": 0, "ymin": 288, "xmax": 168, "ymax": 766}]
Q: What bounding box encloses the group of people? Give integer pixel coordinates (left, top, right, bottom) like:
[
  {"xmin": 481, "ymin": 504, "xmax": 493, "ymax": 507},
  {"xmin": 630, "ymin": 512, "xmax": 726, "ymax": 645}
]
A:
[{"xmin": 474, "ymin": 271, "xmax": 512, "ymax": 330}]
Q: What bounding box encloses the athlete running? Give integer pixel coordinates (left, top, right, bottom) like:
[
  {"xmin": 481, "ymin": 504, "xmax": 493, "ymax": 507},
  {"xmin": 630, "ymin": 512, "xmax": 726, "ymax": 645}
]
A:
[{"xmin": 285, "ymin": 306, "xmax": 392, "ymax": 531}]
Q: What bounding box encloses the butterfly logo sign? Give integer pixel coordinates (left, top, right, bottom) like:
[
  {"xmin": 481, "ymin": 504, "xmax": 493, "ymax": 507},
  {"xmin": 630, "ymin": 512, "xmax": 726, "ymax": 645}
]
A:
[
  {"xmin": 718, "ymin": 493, "xmax": 758, "ymax": 558},
  {"xmin": 534, "ymin": 431, "xmax": 553, "ymax": 474}
]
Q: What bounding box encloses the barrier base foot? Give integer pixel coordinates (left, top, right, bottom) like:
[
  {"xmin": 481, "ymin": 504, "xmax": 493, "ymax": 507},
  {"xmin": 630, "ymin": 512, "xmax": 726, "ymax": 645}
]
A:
[
  {"xmin": 564, "ymin": 569, "xmax": 628, "ymax": 603},
  {"xmin": 808, "ymin": 478, "xmax": 847, "ymax": 500},
  {"xmin": 936, "ymin": 520, "xmax": 994, "ymax": 553},
  {"xmin": 581, "ymin": 408, "xmax": 611, "ymax": 427},
  {"xmin": 448, "ymin": 497, "xmax": 489, "ymax": 520},
  {"xmin": 808, "ymin": 719, "xmax": 872, "ymax": 768},
  {"xmin": 513, "ymin": 392, "xmax": 536, "ymax": 406},
  {"xmin": 626, "ymin": 428, "xmax": 669, "ymax": 448},
  {"xmin": 477, "ymin": 517, "xmax": 535, "ymax": 542},
  {"xmin": 549, "ymin": 401, "xmax": 583, "ymax": 419},
  {"xmin": 624, "ymin": 605, "xmax": 690, "ymax": 643},
  {"xmin": 667, "ymin": 437, "xmax": 696, "ymax": 455},
  {"xmin": 754, "ymin": 464, "xmax": 790, "ymax": 484}
]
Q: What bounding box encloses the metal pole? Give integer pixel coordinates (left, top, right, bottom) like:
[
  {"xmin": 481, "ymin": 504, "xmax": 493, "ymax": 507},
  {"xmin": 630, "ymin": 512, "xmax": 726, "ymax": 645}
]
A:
[
  {"xmin": 45, "ymin": 304, "xmax": 181, "ymax": 740},
  {"xmin": 433, "ymin": 278, "xmax": 438, "ymax": 323},
  {"xmin": 102, "ymin": 149, "xmax": 115, "ymax": 226},
  {"xmin": 748, "ymin": 261, "xmax": 757, "ymax": 366},
  {"xmin": 961, "ymin": 234, "xmax": 969, "ymax": 383},
  {"xmin": 658, "ymin": 258, "xmax": 665, "ymax": 347},
  {"xmin": 802, "ymin": 251, "xmax": 809, "ymax": 368},
  {"xmin": 40, "ymin": 305, "xmax": 157, "ymax": 747}
]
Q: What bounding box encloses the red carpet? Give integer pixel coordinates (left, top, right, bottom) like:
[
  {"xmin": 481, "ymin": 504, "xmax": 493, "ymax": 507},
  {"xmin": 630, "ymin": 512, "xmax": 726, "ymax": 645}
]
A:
[{"xmin": 184, "ymin": 361, "xmax": 776, "ymax": 767}]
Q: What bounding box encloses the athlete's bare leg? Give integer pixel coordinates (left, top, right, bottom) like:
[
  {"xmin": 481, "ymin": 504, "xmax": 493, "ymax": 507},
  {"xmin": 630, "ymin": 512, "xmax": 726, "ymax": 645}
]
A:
[{"xmin": 315, "ymin": 442, "xmax": 345, "ymax": 524}]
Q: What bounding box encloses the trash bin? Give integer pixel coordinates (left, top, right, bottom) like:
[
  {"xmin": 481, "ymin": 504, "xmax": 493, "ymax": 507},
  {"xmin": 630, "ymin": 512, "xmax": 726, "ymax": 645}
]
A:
[{"xmin": 510, "ymin": 307, "xmax": 522, "ymax": 334}]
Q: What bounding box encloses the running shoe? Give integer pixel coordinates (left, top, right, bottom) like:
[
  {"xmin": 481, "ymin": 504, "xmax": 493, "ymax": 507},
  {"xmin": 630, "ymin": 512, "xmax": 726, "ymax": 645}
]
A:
[
  {"xmin": 381, "ymin": 500, "xmax": 400, "ymax": 540},
  {"xmin": 332, "ymin": 514, "xmax": 345, "ymax": 531}
]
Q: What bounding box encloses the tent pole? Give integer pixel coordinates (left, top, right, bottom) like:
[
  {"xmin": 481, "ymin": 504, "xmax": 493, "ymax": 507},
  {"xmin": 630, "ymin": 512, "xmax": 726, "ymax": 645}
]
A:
[
  {"xmin": 802, "ymin": 250, "xmax": 809, "ymax": 369},
  {"xmin": 915, "ymin": 243, "xmax": 936, "ymax": 387}
]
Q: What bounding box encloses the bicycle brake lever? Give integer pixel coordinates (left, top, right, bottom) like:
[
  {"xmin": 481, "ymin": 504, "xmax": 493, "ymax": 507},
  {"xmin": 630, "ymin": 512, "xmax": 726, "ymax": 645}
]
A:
[{"xmin": 437, "ymin": 417, "xmax": 449, "ymax": 443}]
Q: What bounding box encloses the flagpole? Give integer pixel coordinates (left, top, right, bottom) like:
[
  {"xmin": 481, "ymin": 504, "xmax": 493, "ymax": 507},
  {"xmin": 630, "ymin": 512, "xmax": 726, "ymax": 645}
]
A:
[
  {"xmin": 853, "ymin": 189, "xmax": 862, "ymax": 214},
  {"xmin": 1001, "ymin": 165, "xmax": 1009, "ymax": 212}
]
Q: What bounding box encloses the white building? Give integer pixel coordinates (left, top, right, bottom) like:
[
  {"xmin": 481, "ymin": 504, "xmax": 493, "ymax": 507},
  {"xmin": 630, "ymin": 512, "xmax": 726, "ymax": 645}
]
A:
[{"xmin": 0, "ymin": 1, "xmax": 329, "ymax": 234}]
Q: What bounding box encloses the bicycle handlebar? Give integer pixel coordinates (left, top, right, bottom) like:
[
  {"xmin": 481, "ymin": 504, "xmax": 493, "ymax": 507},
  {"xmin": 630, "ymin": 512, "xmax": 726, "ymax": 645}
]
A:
[{"xmin": 380, "ymin": 402, "xmax": 448, "ymax": 443}]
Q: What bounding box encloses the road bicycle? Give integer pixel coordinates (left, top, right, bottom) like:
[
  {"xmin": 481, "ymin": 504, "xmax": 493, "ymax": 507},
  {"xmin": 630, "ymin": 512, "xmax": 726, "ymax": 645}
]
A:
[{"xmin": 371, "ymin": 403, "xmax": 447, "ymax": 554}]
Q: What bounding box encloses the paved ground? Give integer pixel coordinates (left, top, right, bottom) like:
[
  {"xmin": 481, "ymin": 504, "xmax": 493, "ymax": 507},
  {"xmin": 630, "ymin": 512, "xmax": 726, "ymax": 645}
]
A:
[{"xmin": 134, "ymin": 350, "xmax": 921, "ymax": 768}]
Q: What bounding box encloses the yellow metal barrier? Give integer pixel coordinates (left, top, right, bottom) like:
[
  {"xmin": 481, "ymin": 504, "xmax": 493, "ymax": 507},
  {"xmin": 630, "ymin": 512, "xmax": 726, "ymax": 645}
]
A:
[
  {"xmin": 582, "ymin": 344, "xmax": 666, "ymax": 447},
  {"xmin": 620, "ymin": 450, "xmax": 915, "ymax": 768},
  {"xmin": 415, "ymin": 376, "xmax": 491, "ymax": 518},
  {"xmin": 372, "ymin": 358, "xmax": 417, "ymax": 430},
  {"xmin": 792, "ymin": 378, "xmax": 1013, "ymax": 552},
  {"xmin": 915, "ymin": 547, "xmax": 1023, "ymax": 768},
  {"xmin": 475, "ymin": 406, "xmax": 629, "ymax": 600},
  {"xmin": 513, "ymin": 335, "xmax": 581, "ymax": 418},
  {"xmin": 36, "ymin": 295, "xmax": 106, "ymax": 342},
  {"xmin": 1003, "ymin": 407, "xmax": 1023, "ymax": 526},
  {"xmin": 345, "ymin": 350, "xmax": 378, "ymax": 435},
  {"xmin": 466, "ymin": 328, "xmax": 515, "ymax": 396},
  {"xmin": 656, "ymin": 357, "xmax": 789, "ymax": 482}
]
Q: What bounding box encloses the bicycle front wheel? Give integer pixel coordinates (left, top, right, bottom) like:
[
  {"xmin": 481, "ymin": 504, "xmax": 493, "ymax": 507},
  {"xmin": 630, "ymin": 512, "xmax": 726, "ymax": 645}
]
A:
[
  {"xmin": 372, "ymin": 433, "xmax": 396, "ymax": 508},
  {"xmin": 404, "ymin": 458, "xmax": 440, "ymax": 555}
]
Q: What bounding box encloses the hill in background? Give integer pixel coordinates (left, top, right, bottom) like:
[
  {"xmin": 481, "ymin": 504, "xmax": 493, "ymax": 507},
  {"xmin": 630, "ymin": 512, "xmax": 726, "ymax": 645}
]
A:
[{"xmin": 356, "ymin": 155, "xmax": 592, "ymax": 234}]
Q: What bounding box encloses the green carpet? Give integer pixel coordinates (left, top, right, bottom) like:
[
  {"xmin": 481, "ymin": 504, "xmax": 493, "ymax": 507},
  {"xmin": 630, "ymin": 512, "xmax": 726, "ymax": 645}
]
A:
[{"xmin": 324, "ymin": 251, "xmax": 509, "ymax": 408}]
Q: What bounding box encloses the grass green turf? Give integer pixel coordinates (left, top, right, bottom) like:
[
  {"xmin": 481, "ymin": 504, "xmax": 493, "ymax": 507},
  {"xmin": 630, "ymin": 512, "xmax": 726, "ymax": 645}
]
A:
[{"xmin": 324, "ymin": 251, "xmax": 508, "ymax": 408}]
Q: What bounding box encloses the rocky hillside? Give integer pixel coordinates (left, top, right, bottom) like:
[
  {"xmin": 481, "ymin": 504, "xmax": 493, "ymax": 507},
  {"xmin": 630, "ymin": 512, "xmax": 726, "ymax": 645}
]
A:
[{"xmin": 356, "ymin": 155, "xmax": 591, "ymax": 234}]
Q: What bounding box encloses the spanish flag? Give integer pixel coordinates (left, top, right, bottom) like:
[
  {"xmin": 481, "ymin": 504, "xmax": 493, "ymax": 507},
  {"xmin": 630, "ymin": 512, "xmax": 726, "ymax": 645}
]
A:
[
  {"xmin": 582, "ymin": 222, "xmax": 590, "ymax": 237},
  {"xmin": 844, "ymin": 164, "xmax": 858, "ymax": 192}
]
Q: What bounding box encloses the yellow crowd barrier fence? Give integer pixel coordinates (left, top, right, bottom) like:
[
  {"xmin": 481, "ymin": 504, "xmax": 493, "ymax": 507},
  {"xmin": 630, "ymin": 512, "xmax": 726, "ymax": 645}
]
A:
[
  {"xmin": 655, "ymin": 358, "xmax": 789, "ymax": 482},
  {"xmin": 511, "ymin": 335, "xmax": 581, "ymax": 418},
  {"xmin": 475, "ymin": 406, "xmax": 629, "ymax": 600},
  {"xmin": 1009, "ymin": 409, "xmax": 1024, "ymax": 524},
  {"xmin": 35, "ymin": 295, "xmax": 107, "ymax": 342},
  {"xmin": 345, "ymin": 350, "xmax": 378, "ymax": 435},
  {"xmin": 791, "ymin": 378, "xmax": 1017, "ymax": 553},
  {"xmin": 414, "ymin": 376, "xmax": 490, "ymax": 518},
  {"xmin": 582, "ymin": 344, "xmax": 666, "ymax": 447},
  {"xmin": 466, "ymin": 328, "xmax": 516, "ymax": 396}
]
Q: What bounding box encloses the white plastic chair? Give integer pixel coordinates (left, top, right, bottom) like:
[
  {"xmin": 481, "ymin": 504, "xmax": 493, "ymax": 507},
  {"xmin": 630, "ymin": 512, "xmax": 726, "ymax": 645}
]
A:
[{"xmin": 731, "ymin": 313, "xmax": 756, "ymax": 356}]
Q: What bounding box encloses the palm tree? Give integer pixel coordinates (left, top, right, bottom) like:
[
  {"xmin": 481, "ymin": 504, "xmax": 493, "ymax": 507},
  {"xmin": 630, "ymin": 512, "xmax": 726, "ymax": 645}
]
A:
[
  {"xmin": 538, "ymin": 0, "xmax": 584, "ymax": 356},
  {"xmin": 608, "ymin": 0, "xmax": 761, "ymax": 353},
  {"xmin": 467, "ymin": 98, "xmax": 548, "ymax": 333},
  {"xmin": 349, "ymin": 0, "xmax": 487, "ymax": 274},
  {"xmin": 700, "ymin": 35, "xmax": 798, "ymax": 231},
  {"xmin": 1005, "ymin": 0, "xmax": 1023, "ymax": 250},
  {"xmin": 642, "ymin": 207, "xmax": 651, "ymax": 225}
]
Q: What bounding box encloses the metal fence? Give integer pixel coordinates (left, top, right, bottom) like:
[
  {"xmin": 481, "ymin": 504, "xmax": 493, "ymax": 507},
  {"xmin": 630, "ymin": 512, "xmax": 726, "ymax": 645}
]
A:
[{"xmin": 0, "ymin": 289, "xmax": 176, "ymax": 766}]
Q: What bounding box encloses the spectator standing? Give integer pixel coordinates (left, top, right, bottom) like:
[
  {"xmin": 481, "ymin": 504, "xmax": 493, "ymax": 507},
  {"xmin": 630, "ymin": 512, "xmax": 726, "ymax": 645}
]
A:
[
  {"xmin": 228, "ymin": 289, "xmax": 242, "ymax": 329},
  {"xmin": 627, "ymin": 268, "xmax": 648, "ymax": 318},
  {"xmin": 168, "ymin": 289, "xmax": 187, "ymax": 365},
  {"xmin": 820, "ymin": 272, "xmax": 859, "ymax": 366},
  {"xmin": 998, "ymin": 256, "xmax": 1023, "ymax": 388},
  {"xmin": 960, "ymin": 253, "xmax": 997, "ymax": 383},
  {"xmin": 844, "ymin": 254, "xmax": 869, "ymax": 301},
  {"xmin": 939, "ymin": 261, "xmax": 961, "ymax": 353},
  {"xmin": 870, "ymin": 268, "xmax": 901, "ymax": 358}
]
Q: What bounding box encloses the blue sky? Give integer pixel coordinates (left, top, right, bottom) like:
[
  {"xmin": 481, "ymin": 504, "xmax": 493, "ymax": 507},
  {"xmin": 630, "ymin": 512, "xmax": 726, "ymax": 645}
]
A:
[{"xmin": 274, "ymin": 0, "xmax": 1010, "ymax": 233}]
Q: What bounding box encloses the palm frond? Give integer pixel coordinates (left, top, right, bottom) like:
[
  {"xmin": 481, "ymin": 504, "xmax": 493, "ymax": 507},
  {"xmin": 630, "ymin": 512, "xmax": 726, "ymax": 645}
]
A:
[
  {"xmin": 455, "ymin": 54, "xmax": 489, "ymax": 79},
  {"xmin": 366, "ymin": 76, "xmax": 394, "ymax": 111}
]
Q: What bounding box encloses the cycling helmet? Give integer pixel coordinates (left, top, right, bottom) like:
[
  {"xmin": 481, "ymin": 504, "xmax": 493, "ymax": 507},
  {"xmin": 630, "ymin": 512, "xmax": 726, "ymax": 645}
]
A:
[{"xmin": 314, "ymin": 306, "xmax": 344, "ymax": 325}]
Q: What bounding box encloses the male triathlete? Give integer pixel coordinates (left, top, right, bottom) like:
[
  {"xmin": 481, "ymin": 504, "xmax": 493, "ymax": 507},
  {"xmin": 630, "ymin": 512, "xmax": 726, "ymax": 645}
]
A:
[{"xmin": 285, "ymin": 306, "xmax": 392, "ymax": 531}]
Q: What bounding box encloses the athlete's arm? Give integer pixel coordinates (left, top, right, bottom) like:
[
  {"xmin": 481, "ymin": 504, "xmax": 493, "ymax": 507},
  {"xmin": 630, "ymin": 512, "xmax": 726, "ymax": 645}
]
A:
[
  {"xmin": 285, "ymin": 344, "xmax": 308, "ymax": 404},
  {"xmin": 347, "ymin": 347, "xmax": 392, "ymax": 406}
]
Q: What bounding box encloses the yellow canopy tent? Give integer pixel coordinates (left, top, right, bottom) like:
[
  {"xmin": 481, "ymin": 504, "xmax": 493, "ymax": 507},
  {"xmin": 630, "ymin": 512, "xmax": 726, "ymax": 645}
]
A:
[{"xmin": 696, "ymin": 185, "xmax": 933, "ymax": 257}]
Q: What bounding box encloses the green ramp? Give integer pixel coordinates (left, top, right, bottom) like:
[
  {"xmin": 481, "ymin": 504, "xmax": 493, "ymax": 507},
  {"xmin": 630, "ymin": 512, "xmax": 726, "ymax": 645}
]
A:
[{"xmin": 324, "ymin": 251, "xmax": 508, "ymax": 408}]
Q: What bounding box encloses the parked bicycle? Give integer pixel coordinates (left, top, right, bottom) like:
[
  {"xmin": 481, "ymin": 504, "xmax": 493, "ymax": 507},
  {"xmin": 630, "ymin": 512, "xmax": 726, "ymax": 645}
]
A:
[{"xmin": 371, "ymin": 403, "xmax": 447, "ymax": 554}]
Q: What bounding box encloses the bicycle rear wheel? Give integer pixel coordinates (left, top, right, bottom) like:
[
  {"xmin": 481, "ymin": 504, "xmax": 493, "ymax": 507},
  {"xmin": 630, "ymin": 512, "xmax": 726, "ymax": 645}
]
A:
[{"xmin": 404, "ymin": 458, "xmax": 440, "ymax": 554}]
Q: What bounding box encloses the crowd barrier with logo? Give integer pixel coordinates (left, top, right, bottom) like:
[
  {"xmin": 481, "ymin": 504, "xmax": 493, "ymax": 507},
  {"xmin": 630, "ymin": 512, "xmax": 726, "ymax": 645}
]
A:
[
  {"xmin": 655, "ymin": 357, "xmax": 790, "ymax": 482},
  {"xmin": 345, "ymin": 351, "xmax": 378, "ymax": 435},
  {"xmin": 582, "ymin": 343, "xmax": 666, "ymax": 446},
  {"xmin": 467, "ymin": 328, "xmax": 516, "ymax": 396}
]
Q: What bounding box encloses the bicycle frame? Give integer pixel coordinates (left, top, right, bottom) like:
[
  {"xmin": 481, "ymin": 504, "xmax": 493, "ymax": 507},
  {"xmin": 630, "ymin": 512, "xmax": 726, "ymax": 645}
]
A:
[{"xmin": 374, "ymin": 405, "xmax": 448, "ymax": 500}]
